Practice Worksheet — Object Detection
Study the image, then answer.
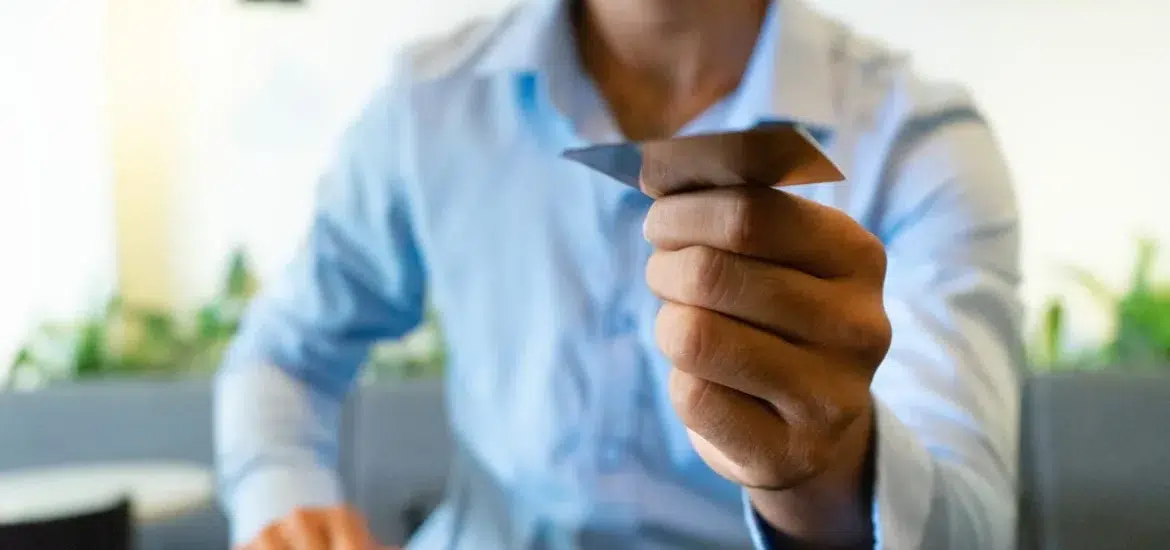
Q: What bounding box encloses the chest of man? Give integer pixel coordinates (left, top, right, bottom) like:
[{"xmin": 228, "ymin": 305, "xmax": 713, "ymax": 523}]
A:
[
  {"xmin": 385, "ymin": 77, "xmax": 889, "ymax": 547},
  {"xmin": 399, "ymin": 78, "xmax": 861, "ymax": 469}
]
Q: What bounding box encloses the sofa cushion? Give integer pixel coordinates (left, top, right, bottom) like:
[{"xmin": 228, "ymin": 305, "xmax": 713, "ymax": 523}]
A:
[
  {"xmin": 350, "ymin": 380, "xmax": 452, "ymax": 546},
  {"xmin": 0, "ymin": 379, "xmax": 227, "ymax": 550},
  {"xmin": 1020, "ymin": 372, "xmax": 1170, "ymax": 550}
]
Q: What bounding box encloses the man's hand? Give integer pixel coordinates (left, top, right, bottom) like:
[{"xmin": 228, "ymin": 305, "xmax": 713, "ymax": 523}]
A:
[
  {"xmin": 239, "ymin": 506, "xmax": 396, "ymax": 550},
  {"xmin": 644, "ymin": 186, "xmax": 890, "ymax": 548}
]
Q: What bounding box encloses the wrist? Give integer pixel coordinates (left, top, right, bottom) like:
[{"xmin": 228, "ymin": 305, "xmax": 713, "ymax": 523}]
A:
[{"xmin": 748, "ymin": 401, "xmax": 877, "ymax": 549}]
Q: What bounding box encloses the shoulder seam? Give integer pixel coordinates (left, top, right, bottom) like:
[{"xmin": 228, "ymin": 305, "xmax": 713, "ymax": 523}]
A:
[{"xmin": 403, "ymin": 4, "xmax": 524, "ymax": 84}]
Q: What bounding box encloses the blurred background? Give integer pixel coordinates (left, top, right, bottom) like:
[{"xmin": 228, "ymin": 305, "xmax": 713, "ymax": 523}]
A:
[
  {"xmin": 0, "ymin": 0, "xmax": 1168, "ymax": 548},
  {"xmin": 2, "ymin": 0, "xmax": 1169, "ymax": 385}
]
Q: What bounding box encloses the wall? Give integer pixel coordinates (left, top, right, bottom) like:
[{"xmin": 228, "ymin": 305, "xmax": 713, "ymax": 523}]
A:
[
  {"xmin": 119, "ymin": 0, "xmax": 514, "ymax": 304},
  {"xmin": 127, "ymin": 0, "xmax": 1168, "ymax": 343},
  {"xmin": 812, "ymin": 0, "xmax": 1170, "ymax": 341},
  {"xmin": 0, "ymin": 1, "xmax": 117, "ymax": 366},
  {"xmin": 107, "ymin": 0, "xmax": 194, "ymax": 310}
]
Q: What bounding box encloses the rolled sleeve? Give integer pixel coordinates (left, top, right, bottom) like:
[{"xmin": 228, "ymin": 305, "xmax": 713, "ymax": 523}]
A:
[
  {"xmin": 744, "ymin": 105, "xmax": 1021, "ymax": 550},
  {"xmin": 743, "ymin": 489, "xmax": 774, "ymax": 549},
  {"xmin": 869, "ymin": 398, "xmax": 936, "ymax": 549},
  {"xmin": 228, "ymin": 467, "xmax": 345, "ymax": 543},
  {"xmin": 215, "ymin": 59, "xmax": 426, "ymax": 546},
  {"xmin": 865, "ymin": 109, "xmax": 1022, "ymax": 549},
  {"xmin": 215, "ymin": 363, "xmax": 350, "ymax": 545}
]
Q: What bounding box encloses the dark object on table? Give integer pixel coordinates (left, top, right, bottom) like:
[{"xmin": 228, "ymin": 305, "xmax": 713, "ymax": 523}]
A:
[
  {"xmin": 0, "ymin": 497, "xmax": 132, "ymax": 550},
  {"xmin": 402, "ymin": 494, "xmax": 442, "ymax": 540}
]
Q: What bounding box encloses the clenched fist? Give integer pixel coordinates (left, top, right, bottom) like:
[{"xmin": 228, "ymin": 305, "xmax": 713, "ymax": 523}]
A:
[
  {"xmin": 644, "ymin": 185, "xmax": 890, "ymax": 547},
  {"xmin": 239, "ymin": 506, "xmax": 396, "ymax": 550}
]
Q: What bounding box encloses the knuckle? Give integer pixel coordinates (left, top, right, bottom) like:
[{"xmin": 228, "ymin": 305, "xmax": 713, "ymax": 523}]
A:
[
  {"xmin": 642, "ymin": 201, "xmax": 668, "ymax": 243},
  {"xmin": 644, "ymin": 251, "xmax": 668, "ymax": 291},
  {"xmin": 780, "ymin": 393, "xmax": 845, "ymax": 439},
  {"xmin": 684, "ymin": 246, "xmax": 729, "ymax": 304},
  {"xmin": 723, "ymin": 191, "xmax": 761, "ymax": 251},
  {"xmin": 839, "ymin": 308, "xmax": 892, "ymax": 359},
  {"xmin": 813, "ymin": 394, "xmax": 862, "ymax": 436},
  {"xmin": 256, "ymin": 523, "xmax": 280, "ymax": 542},
  {"xmin": 253, "ymin": 521, "xmax": 288, "ymax": 547},
  {"xmin": 290, "ymin": 507, "xmax": 324, "ymax": 530},
  {"xmin": 852, "ymin": 230, "xmax": 887, "ymax": 278},
  {"xmin": 807, "ymin": 394, "xmax": 845, "ymax": 430},
  {"xmin": 289, "ymin": 508, "xmax": 314, "ymax": 524},
  {"xmin": 657, "ymin": 305, "xmax": 713, "ymax": 364},
  {"xmin": 779, "ymin": 434, "xmax": 829, "ymax": 484},
  {"xmin": 669, "ymin": 370, "xmax": 712, "ymax": 423},
  {"xmin": 863, "ymin": 313, "xmax": 894, "ymax": 359}
]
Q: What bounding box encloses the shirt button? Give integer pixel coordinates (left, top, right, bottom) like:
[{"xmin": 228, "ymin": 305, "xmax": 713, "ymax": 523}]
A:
[{"xmin": 605, "ymin": 311, "xmax": 636, "ymax": 336}]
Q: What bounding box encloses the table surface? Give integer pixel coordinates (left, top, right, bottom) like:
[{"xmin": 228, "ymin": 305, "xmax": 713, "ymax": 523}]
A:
[{"xmin": 0, "ymin": 461, "xmax": 214, "ymax": 525}]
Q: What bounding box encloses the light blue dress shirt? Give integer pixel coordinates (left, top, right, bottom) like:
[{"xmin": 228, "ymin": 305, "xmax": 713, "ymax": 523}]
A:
[{"xmin": 215, "ymin": 0, "xmax": 1024, "ymax": 548}]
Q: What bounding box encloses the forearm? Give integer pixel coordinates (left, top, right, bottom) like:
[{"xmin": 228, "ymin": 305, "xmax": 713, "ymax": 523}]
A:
[
  {"xmin": 740, "ymin": 99, "xmax": 1020, "ymax": 550},
  {"xmin": 214, "ymin": 362, "xmax": 347, "ymax": 545},
  {"xmin": 748, "ymin": 403, "xmax": 876, "ymax": 549},
  {"xmin": 746, "ymin": 400, "xmax": 1015, "ymax": 550}
]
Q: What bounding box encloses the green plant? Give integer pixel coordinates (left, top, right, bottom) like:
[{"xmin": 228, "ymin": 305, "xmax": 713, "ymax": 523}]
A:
[
  {"xmin": 1033, "ymin": 238, "xmax": 1170, "ymax": 371},
  {"xmin": 4, "ymin": 248, "xmax": 260, "ymax": 390},
  {"xmin": 365, "ymin": 307, "xmax": 447, "ymax": 382},
  {"xmin": 4, "ymin": 247, "xmax": 446, "ymax": 390}
]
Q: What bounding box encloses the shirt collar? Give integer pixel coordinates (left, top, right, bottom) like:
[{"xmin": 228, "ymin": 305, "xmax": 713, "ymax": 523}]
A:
[
  {"xmin": 473, "ymin": 0, "xmax": 839, "ymax": 134},
  {"xmin": 472, "ymin": 0, "xmax": 569, "ymax": 75}
]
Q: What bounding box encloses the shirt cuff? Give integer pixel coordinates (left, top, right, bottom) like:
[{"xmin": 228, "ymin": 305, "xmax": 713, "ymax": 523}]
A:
[
  {"xmin": 224, "ymin": 465, "xmax": 344, "ymax": 546},
  {"xmin": 741, "ymin": 398, "xmax": 936, "ymax": 550},
  {"xmin": 743, "ymin": 489, "xmax": 775, "ymax": 549},
  {"xmin": 871, "ymin": 397, "xmax": 936, "ymax": 549}
]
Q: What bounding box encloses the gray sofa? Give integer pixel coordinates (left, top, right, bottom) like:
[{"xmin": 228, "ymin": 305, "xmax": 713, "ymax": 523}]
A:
[
  {"xmin": 1, "ymin": 373, "xmax": 1168, "ymax": 549},
  {"xmin": 1018, "ymin": 372, "xmax": 1170, "ymax": 550},
  {"xmin": 0, "ymin": 379, "xmax": 451, "ymax": 550}
]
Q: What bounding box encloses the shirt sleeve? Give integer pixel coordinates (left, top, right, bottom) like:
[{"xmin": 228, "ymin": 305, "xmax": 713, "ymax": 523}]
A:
[
  {"xmin": 744, "ymin": 110, "xmax": 1023, "ymax": 549},
  {"xmin": 214, "ymin": 61, "xmax": 427, "ymax": 546}
]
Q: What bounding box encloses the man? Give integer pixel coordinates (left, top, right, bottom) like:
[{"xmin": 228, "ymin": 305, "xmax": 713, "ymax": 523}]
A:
[{"xmin": 215, "ymin": 0, "xmax": 1023, "ymax": 548}]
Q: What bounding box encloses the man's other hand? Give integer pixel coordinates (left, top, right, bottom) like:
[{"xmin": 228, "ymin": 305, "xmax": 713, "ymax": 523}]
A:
[
  {"xmin": 645, "ymin": 186, "xmax": 890, "ymax": 547},
  {"xmin": 239, "ymin": 506, "xmax": 396, "ymax": 550}
]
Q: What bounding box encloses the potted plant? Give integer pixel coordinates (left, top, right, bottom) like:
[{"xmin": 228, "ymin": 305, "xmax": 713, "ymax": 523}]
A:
[
  {"xmin": 2, "ymin": 248, "xmax": 262, "ymax": 391},
  {"xmin": 364, "ymin": 307, "xmax": 446, "ymax": 383},
  {"xmin": 1020, "ymin": 238, "xmax": 1170, "ymax": 550},
  {"xmin": 3, "ymin": 247, "xmax": 446, "ymax": 392},
  {"xmin": 1031, "ymin": 238, "xmax": 1170, "ymax": 373}
]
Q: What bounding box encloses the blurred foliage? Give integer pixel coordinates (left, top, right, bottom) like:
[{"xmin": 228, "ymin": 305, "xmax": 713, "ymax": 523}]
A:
[
  {"xmin": 364, "ymin": 308, "xmax": 447, "ymax": 383},
  {"xmin": 1032, "ymin": 238, "xmax": 1170, "ymax": 372},
  {"xmin": 4, "ymin": 248, "xmax": 445, "ymax": 391}
]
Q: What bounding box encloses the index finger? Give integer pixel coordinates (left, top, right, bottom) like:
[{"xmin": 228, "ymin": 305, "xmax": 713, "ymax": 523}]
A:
[{"xmin": 643, "ymin": 186, "xmax": 883, "ymax": 280}]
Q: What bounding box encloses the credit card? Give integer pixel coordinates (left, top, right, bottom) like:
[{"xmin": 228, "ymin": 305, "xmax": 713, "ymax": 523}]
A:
[{"xmin": 562, "ymin": 123, "xmax": 844, "ymax": 197}]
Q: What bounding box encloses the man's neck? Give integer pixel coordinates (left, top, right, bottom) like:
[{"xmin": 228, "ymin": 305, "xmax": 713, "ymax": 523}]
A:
[{"xmin": 575, "ymin": 0, "xmax": 770, "ymax": 139}]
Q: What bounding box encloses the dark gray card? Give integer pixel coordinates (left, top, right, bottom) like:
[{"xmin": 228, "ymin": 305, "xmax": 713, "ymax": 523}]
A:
[{"xmin": 562, "ymin": 123, "xmax": 843, "ymax": 197}]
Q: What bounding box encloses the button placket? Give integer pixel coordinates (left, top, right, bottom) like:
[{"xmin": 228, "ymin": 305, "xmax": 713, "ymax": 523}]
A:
[{"xmin": 594, "ymin": 191, "xmax": 651, "ymax": 475}]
